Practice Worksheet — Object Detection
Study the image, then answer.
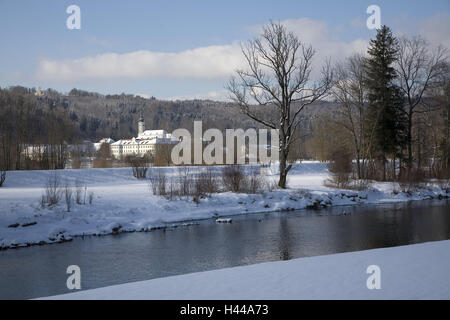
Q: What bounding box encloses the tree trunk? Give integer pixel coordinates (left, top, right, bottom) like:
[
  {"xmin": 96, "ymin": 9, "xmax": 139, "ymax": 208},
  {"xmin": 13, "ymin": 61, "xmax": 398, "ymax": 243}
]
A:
[
  {"xmin": 356, "ymin": 152, "xmax": 361, "ymax": 180},
  {"xmin": 278, "ymin": 148, "xmax": 288, "ymax": 189},
  {"xmin": 392, "ymin": 154, "xmax": 396, "ymax": 180},
  {"xmin": 407, "ymin": 113, "xmax": 413, "ymax": 170},
  {"xmin": 278, "ymin": 138, "xmax": 292, "ymax": 189},
  {"xmin": 417, "ymin": 126, "xmax": 422, "ymax": 169}
]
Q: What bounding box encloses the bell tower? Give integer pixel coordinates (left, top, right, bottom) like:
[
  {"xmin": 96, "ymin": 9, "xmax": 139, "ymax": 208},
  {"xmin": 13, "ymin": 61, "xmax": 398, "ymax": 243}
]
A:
[{"xmin": 138, "ymin": 111, "xmax": 145, "ymax": 136}]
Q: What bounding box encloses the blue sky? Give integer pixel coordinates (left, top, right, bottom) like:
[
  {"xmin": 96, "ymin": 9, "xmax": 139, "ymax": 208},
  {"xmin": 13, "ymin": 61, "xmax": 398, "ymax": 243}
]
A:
[{"xmin": 0, "ymin": 0, "xmax": 449, "ymax": 100}]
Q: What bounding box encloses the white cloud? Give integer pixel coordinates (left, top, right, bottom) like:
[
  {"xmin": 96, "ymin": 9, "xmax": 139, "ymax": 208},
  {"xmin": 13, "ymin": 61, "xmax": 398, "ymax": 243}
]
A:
[
  {"xmin": 271, "ymin": 18, "xmax": 368, "ymax": 65},
  {"xmin": 417, "ymin": 14, "xmax": 450, "ymax": 49},
  {"xmin": 392, "ymin": 13, "xmax": 450, "ymax": 50},
  {"xmin": 36, "ymin": 44, "xmax": 245, "ymax": 81},
  {"xmin": 35, "ymin": 18, "xmax": 369, "ymax": 83}
]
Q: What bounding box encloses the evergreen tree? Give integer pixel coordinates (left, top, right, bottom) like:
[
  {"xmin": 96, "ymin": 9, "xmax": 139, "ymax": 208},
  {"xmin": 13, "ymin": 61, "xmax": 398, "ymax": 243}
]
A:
[{"xmin": 365, "ymin": 25, "xmax": 406, "ymax": 180}]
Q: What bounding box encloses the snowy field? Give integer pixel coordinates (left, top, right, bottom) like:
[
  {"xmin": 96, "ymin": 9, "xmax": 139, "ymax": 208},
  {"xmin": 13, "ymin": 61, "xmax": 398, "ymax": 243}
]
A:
[
  {"xmin": 0, "ymin": 162, "xmax": 448, "ymax": 249},
  {"xmin": 40, "ymin": 240, "xmax": 450, "ymax": 300}
]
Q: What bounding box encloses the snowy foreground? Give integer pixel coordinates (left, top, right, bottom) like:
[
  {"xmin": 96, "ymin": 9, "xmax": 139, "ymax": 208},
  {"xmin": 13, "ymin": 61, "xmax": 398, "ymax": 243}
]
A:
[
  {"xmin": 41, "ymin": 240, "xmax": 450, "ymax": 300},
  {"xmin": 0, "ymin": 162, "xmax": 448, "ymax": 249}
]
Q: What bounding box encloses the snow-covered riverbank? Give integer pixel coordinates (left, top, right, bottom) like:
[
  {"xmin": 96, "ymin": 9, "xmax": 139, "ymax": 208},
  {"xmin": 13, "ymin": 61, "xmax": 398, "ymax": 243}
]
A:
[
  {"xmin": 0, "ymin": 162, "xmax": 448, "ymax": 250},
  {"xmin": 40, "ymin": 240, "xmax": 450, "ymax": 299}
]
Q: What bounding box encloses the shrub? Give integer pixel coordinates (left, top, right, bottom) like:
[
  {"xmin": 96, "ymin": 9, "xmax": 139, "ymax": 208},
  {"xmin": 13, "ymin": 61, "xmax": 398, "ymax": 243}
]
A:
[
  {"xmin": 75, "ymin": 179, "xmax": 83, "ymax": 205},
  {"xmin": 148, "ymin": 170, "xmax": 167, "ymax": 196},
  {"xmin": 246, "ymin": 169, "xmax": 265, "ymax": 194},
  {"xmin": 347, "ymin": 179, "xmax": 371, "ymax": 191},
  {"xmin": 433, "ymin": 166, "xmax": 450, "ymax": 191},
  {"xmin": 88, "ymin": 191, "xmax": 94, "ymax": 205},
  {"xmin": 265, "ymin": 177, "xmax": 278, "ymax": 192},
  {"xmin": 74, "ymin": 178, "xmax": 89, "ymax": 205},
  {"xmin": 398, "ymin": 168, "xmax": 426, "ymax": 193},
  {"xmin": 222, "ymin": 165, "xmax": 246, "ymax": 192},
  {"xmin": 177, "ymin": 167, "xmax": 193, "ymax": 197},
  {"xmin": 83, "ymin": 184, "xmax": 88, "ymax": 204},
  {"xmin": 194, "ymin": 168, "xmax": 219, "ymax": 196},
  {"xmin": 222, "ymin": 166, "xmax": 265, "ymax": 194},
  {"xmin": 150, "ymin": 166, "xmax": 267, "ymax": 199},
  {"xmin": 64, "ymin": 183, "xmax": 73, "ymax": 212},
  {"xmin": 126, "ymin": 155, "xmax": 150, "ymax": 179},
  {"xmin": 327, "ymin": 150, "xmax": 352, "ymax": 188},
  {"xmin": 166, "ymin": 177, "xmax": 178, "ymax": 200},
  {"xmin": 43, "ymin": 172, "xmax": 63, "ymax": 207}
]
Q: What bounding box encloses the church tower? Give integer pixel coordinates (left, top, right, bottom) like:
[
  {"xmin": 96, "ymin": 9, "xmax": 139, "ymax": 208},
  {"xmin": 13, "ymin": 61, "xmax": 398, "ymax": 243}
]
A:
[{"xmin": 138, "ymin": 112, "xmax": 145, "ymax": 136}]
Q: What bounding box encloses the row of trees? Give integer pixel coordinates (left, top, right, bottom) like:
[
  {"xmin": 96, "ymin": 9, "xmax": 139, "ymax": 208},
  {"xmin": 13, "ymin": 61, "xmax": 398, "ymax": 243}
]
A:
[
  {"xmin": 228, "ymin": 22, "xmax": 448, "ymax": 187},
  {"xmin": 331, "ymin": 26, "xmax": 448, "ymax": 181},
  {"xmin": 0, "ymin": 88, "xmax": 77, "ymax": 172}
]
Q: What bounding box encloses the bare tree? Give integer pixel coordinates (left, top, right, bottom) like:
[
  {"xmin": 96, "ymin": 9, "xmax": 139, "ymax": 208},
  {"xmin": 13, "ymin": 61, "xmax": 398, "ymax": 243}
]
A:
[
  {"xmin": 332, "ymin": 54, "xmax": 370, "ymax": 179},
  {"xmin": 396, "ymin": 36, "xmax": 448, "ymax": 169},
  {"xmin": 227, "ymin": 22, "xmax": 333, "ymax": 188}
]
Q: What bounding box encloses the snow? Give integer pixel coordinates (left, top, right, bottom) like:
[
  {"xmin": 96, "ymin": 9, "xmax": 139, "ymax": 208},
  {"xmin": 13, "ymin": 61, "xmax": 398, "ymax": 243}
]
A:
[
  {"xmin": 39, "ymin": 240, "xmax": 450, "ymax": 300},
  {"xmin": 0, "ymin": 162, "xmax": 448, "ymax": 250}
]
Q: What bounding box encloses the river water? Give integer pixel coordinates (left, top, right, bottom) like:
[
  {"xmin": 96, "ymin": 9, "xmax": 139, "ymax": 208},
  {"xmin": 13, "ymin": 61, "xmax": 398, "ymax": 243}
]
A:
[{"xmin": 0, "ymin": 200, "xmax": 449, "ymax": 299}]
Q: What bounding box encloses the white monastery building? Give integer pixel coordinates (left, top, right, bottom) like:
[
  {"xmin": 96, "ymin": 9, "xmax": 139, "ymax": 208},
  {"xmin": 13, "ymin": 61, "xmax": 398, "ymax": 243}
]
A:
[{"xmin": 106, "ymin": 115, "xmax": 178, "ymax": 159}]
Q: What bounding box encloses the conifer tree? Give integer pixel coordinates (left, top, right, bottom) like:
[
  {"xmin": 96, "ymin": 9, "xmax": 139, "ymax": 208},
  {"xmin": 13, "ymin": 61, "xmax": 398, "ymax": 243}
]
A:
[{"xmin": 365, "ymin": 25, "xmax": 406, "ymax": 180}]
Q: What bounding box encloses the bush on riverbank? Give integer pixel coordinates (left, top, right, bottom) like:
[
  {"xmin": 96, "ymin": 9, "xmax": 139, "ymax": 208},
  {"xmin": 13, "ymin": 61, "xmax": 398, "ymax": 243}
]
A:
[{"xmin": 148, "ymin": 165, "xmax": 269, "ymax": 201}]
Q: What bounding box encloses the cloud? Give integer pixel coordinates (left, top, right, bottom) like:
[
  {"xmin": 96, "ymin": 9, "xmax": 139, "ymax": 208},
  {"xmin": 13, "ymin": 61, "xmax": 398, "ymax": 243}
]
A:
[
  {"xmin": 417, "ymin": 14, "xmax": 450, "ymax": 48},
  {"xmin": 392, "ymin": 13, "xmax": 450, "ymax": 49},
  {"xmin": 272, "ymin": 18, "xmax": 368, "ymax": 64},
  {"xmin": 36, "ymin": 44, "xmax": 245, "ymax": 81},
  {"xmin": 35, "ymin": 18, "xmax": 369, "ymax": 83}
]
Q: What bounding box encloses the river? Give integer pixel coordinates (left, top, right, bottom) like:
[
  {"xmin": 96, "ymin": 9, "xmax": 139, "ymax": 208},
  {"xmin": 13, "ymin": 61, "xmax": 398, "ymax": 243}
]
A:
[{"xmin": 0, "ymin": 200, "xmax": 449, "ymax": 299}]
